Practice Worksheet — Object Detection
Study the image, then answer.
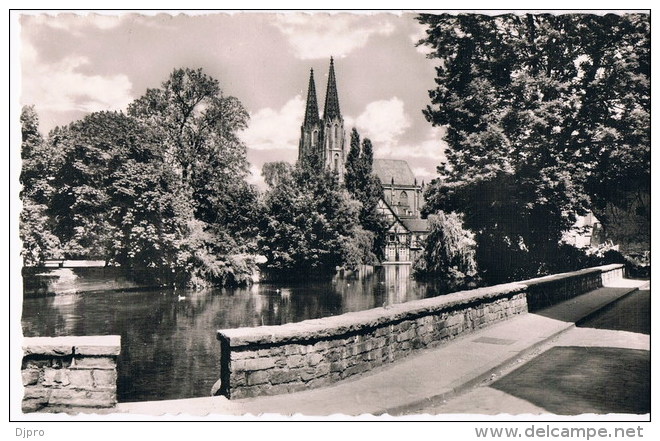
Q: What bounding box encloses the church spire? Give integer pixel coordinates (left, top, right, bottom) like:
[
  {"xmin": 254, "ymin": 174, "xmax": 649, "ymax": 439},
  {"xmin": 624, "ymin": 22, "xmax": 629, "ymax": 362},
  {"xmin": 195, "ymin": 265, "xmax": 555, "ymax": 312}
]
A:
[
  {"xmin": 323, "ymin": 57, "xmax": 341, "ymax": 120},
  {"xmin": 303, "ymin": 68, "xmax": 320, "ymax": 126}
]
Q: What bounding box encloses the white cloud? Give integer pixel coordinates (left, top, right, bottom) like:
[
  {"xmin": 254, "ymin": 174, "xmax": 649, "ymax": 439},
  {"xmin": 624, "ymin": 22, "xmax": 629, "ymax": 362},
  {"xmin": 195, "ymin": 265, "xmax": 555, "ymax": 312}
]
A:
[
  {"xmin": 274, "ymin": 13, "xmax": 395, "ymax": 60},
  {"xmin": 411, "ymin": 166, "xmax": 437, "ymax": 181},
  {"xmin": 24, "ymin": 13, "xmax": 123, "ymax": 35},
  {"xmin": 354, "ymin": 97, "xmax": 411, "ymax": 147},
  {"xmin": 21, "ymin": 41, "xmax": 134, "ymax": 113},
  {"xmin": 409, "ymin": 24, "xmax": 434, "ymax": 55},
  {"xmin": 374, "ymin": 126, "xmax": 448, "ymax": 162},
  {"xmin": 241, "ymin": 96, "xmax": 305, "ymax": 151}
]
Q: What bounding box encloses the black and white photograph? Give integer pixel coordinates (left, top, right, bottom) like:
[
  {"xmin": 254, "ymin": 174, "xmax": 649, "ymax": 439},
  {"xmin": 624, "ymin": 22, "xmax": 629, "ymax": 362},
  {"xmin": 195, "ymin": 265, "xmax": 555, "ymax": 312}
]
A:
[{"xmin": 9, "ymin": 7, "xmax": 652, "ymax": 430}]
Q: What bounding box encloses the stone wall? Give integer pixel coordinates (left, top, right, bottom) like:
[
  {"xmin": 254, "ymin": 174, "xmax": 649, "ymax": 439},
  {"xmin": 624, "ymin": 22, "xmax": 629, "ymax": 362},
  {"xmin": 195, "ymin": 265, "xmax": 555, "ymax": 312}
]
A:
[
  {"xmin": 217, "ymin": 283, "xmax": 528, "ymax": 399},
  {"xmin": 524, "ymin": 264, "xmax": 625, "ymax": 311},
  {"xmin": 216, "ymin": 264, "xmax": 625, "ymax": 400},
  {"xmin": 22, "ymin": 336, "xmax": 120, "ymax": 413}
]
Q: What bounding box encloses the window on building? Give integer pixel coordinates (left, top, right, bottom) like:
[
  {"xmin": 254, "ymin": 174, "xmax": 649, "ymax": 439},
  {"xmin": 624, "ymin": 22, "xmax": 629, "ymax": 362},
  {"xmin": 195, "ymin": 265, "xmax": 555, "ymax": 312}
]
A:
[
  {"xmin": 334, "ymin": 153, "xmax": 339, "ymax": 171},
  {"xmin": 400, "ymin": 191, "xmax": 409, "ymax": 207},
  {"xmin": 312, "ymin": 130, "xmax": 318, "ymax": 146}
]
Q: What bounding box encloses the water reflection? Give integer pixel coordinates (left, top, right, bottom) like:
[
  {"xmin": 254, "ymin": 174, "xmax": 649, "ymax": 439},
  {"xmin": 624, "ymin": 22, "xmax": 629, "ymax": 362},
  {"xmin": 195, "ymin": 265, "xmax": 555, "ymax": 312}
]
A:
[{"xmin": 22, "ymin": 264, "xmax": 448, "ymax": 402}]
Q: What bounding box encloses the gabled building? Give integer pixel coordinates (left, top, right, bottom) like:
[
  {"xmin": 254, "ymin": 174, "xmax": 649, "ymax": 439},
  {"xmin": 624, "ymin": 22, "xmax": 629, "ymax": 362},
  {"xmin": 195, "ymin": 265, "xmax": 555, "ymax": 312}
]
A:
[
  {"xmin": 298, "ymin": 59, "xmax": 430, "ymax": 264},
  {"xmin": 372, "ymin": 159, "xmax": 429, "ymax": 263}
]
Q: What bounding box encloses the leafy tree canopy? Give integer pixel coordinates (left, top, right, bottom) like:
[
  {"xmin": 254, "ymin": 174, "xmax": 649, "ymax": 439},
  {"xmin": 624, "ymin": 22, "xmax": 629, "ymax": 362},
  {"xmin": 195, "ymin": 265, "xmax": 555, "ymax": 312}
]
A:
[
  {"xmin": 259, "ymin": 154, "xmax": 375, "ymax": 275},
  {"xmin": 344, "ymin": 129, "xmax": 388, "ymax": 258},
  {"xmin": 417, "ymin": 12, "xmax": 650, "ymax": 281}
]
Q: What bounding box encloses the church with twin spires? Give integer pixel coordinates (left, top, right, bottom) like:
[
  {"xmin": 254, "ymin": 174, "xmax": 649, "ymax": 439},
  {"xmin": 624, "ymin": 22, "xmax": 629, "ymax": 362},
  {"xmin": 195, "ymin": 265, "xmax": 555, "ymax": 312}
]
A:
[
  {"xmin": 298, "ymin": 58, "xmax": 346, "ymax": 178},
  {"xmin": 298, "ymin": 58, "xmax": 429, "ymax": 263}
]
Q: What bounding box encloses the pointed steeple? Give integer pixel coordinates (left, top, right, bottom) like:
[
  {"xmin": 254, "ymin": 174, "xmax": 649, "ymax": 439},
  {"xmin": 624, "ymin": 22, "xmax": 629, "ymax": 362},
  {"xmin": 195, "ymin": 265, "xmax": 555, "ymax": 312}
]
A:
[
  {"xmin": 323, "ymin": 57, "xmax": 341, "ymax": 120},
  {"xmin": 303, "ymin": 69, "xmax": 320, "ymax": 126}
]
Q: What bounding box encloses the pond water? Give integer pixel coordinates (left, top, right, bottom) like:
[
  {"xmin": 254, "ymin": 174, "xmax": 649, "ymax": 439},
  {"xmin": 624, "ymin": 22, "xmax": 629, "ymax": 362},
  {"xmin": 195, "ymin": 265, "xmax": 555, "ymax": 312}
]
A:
[{"xmin": 21, "ymin": 265, "xmax": 450, "ymax": 403}]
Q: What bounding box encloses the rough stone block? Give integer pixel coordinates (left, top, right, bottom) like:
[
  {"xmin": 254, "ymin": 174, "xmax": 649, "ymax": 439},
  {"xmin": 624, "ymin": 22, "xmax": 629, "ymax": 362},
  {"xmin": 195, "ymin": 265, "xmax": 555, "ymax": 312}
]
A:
[
  {"xmin": 92, "ymin": 369, "xmax": 117, "ymax": 388},
  {"xmin": 286, "ymin": 354, "xmax": 305, "ymax": 369},
  {"xmin": 284, "ymin": 345, "xmax": 300, "ymax": 356},
  {"xmin": 370, "ymin": 347, "xmax": 384, "ymax": 361},
  {"xmin": 313, "ymin": 341, "xmax": 330, "ymax": 352},
  {"xmin": 446, "ymin": 314, "xmax": 464, "ymax": 326},
  {"xmin": 308, "ymin": 377, "xmax": 331, "ymax": 390},
  {"xmin": 257, "ymin": 349, "xmax": 274, "ymax": 358},
  {"xmin": 231, "ymin": 350, "xmax": 255, "ymax": 361},
  {"xmin": 358, "ymin": 341, "xmax": 373, "ymax": 353},
  {"xmin": 396, "ymin": 329, "xmax": 414, "ymax": 342},
  {"xmin": 67, "ymin": 369, "xmax": 94, "ymax": 389},
  {"xmin": 42, "ymin": 369, "xmax": 71, "ymax": 387},
  {"xmin": 329, "ymin": 361, "xmax": 344, "ymax": 373},
  {"xmin": 23, "ymin": 345, "xmax": 73, "ymax": 357},
  {"xmin": 22, "ymin": 388, "xmax": 50, "ymax": 413},
  {"xmin": 375, "ymin": 326, "xmax": 388, "ymax": 337},
  {"xmin": 235, "ymin": 357, "xmax": 276, "ymax": 371},
  {"xmin": 342, "ymin": 365, "xmax": 364, "ymax": 378},
  {"xmin": 49, "ymin": 389, "xmax": 115, "ymax": 408},
  {"xmin": 270, "ymin": 369, "xmax": 300, "ymax": 385},
  {"xmin": 22, "ymin": 369, "xmax": 40, "ymax": 386},
  {"xmin": 325, "ymin": 349, "xmax": 341, "ymax": 362},
  {"xmin": 246, "ymin": 370, "xmax": 270, "ymax": 386},
  {"xmin": 72, "ymin": 356, "xmax": 115, "ymax": 369},
  {"xmin": 307, "ymin": 352, "xmax": 323, "ymax": 366},
  {"xmin": 300, "ymin": 367, "xmax": 317, "ymax": 382},
  {"xmin": 23, "ymin": 387, "xmax": 51, "ymax": 400},
  {"xmin": 74, "ymin": 345, "xmax": 120, "ymax": 357},
  {"xmin": 268, "ymin": 383, "xmax": 292, "ymax": 395}
]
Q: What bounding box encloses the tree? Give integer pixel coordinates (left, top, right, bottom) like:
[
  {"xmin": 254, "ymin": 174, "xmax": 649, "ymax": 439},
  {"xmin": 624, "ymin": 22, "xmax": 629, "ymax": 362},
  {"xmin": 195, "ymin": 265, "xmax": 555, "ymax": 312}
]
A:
[
  {"xmin": 19, "ymin": 106, "xmax": 61, "ymax": 265},
  {"xmin": 127, "ymin": 68, "xmax": 254, "ymax": 235},
  {"xmin": 261, "ymin": 161, "xmax": 294, "ymax": 188},
  {"xmin": 343, "ymin": 129, "xmax": 388, "ymax": 259},
  {"xmin": 417, "ymin": 13, "xmax": 650, "ymax": 282},
  {"xmin": 259, "ymin": 157, "xmax": 374, "ymax": 276},
  {"xmin": 19, "ymin": 69, "xmax": 259, "ymax": 287},
  {"xmin": 47, "ymin": 111, "xmax": 164, "ymax": 260},
  {"xmin": 125, "ymin": 68, "xmax": 259, "ymax": 285},
  {"xmin": 413, "ymin": 211, "xmax": 478, "ymax": 287}
]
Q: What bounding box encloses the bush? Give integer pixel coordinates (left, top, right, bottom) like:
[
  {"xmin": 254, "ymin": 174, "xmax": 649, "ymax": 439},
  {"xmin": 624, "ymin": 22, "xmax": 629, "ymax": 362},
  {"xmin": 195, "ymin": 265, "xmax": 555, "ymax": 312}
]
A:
[{"xmin": 413, "ymin": 211, "xmax": 479, "ymax": 287}]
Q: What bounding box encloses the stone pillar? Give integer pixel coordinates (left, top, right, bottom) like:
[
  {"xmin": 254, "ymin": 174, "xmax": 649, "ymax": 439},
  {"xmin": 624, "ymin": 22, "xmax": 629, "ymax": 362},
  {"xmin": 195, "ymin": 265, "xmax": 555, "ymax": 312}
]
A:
[{"xmin": 21, "ymin": 335, "xmax": 120, "ymax": 413}]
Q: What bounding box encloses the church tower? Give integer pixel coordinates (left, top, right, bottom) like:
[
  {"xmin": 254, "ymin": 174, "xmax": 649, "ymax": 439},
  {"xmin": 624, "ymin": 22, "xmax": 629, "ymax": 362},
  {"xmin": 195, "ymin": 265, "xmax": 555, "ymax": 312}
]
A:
[
  {"xmin": 298, "ymin": 58, "xmax": 346, "ymax": 179},
  {"xmin": 322, "ymin": 58, "xmax": 346, "ymax": 177},
  {"xmin": 298, "ymin": 68, "xmax": 322, "ymax": 162}
]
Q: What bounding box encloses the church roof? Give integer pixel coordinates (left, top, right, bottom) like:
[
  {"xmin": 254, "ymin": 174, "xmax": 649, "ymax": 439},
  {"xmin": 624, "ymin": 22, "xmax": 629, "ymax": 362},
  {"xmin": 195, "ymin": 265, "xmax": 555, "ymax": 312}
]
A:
[
  {"xmin": 323, "ymin": 57, "xmax": 341, "ymax": 120},
  {"xmin": 303, "ymin": 69, "xmax": 320, "ymax": 126},
  {"xmin": 402, "ymin": 218, "xmax": 429, "ymax": 233},
  {"xmin": 372, "ymin": 159, "xmax": 417, "ymax": 186}
]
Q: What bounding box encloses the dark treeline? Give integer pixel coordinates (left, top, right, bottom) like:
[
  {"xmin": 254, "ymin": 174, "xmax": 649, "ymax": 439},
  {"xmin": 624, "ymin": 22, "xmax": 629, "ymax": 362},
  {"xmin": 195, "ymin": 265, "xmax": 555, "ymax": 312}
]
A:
[{"xmin": 19, "ymin": 68, "xmax": 387, "ymax": 287}]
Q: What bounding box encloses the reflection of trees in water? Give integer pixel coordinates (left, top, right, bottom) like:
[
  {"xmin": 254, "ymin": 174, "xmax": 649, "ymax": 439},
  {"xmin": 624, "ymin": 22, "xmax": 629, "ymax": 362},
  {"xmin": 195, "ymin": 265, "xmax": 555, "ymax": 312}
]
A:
[{"xmin": 333, "ymin": 265, "xmax": 444, "ymax": 310}]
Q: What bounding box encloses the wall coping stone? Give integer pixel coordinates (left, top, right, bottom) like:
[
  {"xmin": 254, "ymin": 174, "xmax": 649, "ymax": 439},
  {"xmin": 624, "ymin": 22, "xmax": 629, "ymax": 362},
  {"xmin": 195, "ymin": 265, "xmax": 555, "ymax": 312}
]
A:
[
  {"xmin": 217, "ymin": 264, "xmax": 624, "ymax": 349},
  {"xmin": 522, "ymin": 264, "xmax": 623, "ymax": 287},
  {"xmin": 23, "ymin": 336, "xmax": 121, "ymax": 356},
  {"xmin": 218, "ymin": 282, "xmax": 527, "ymax": 347}
]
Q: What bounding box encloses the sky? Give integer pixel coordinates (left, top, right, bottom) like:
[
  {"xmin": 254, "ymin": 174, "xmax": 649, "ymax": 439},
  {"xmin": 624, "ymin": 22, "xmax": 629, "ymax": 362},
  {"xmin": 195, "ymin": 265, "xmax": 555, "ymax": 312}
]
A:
[{"xmin": 19, "ymin": 11, "xmax": 447, "ymax": 188}]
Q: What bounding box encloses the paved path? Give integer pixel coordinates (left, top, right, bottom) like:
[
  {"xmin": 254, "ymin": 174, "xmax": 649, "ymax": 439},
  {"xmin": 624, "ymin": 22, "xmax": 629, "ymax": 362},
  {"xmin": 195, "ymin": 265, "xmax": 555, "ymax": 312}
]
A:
[
  {"xmin": 413, "ymin": 283, "xmax": 650, "ymax": 416},
  {"xmin": 115, "ymin": 278, "xmax": 648, "ymax": 418}
]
